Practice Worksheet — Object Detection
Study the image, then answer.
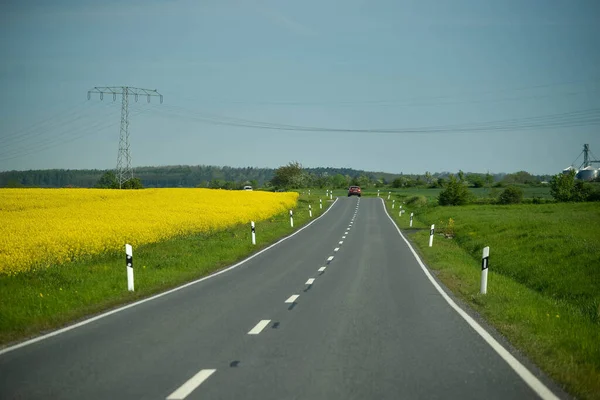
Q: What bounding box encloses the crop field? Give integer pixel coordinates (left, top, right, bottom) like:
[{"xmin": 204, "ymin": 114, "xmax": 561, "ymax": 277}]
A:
[{"xmin": 0, "ymin": 188, "xmax": 298, "ymax": 276}]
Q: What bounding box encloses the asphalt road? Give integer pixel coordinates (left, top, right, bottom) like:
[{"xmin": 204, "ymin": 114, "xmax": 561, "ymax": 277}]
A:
[{"xmin": 0, "ymin": 197, "xmax": 560, "ymax": 399}]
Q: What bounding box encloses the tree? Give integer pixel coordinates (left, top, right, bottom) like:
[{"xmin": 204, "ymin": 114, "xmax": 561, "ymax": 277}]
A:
[
  {"xmin": 95, "ymin": 171, "xmax": 118, "ymax": 189},
  {"xmin": 466, "ymin": 173, "xmax": 485, "ymax": 188},
  {"xmin": 121, "ymin": 178, "xmax": 144, "ymax": 189},
  {"xmin": 438, "ymin": 175, "xmax": 471, "ymax": 206},
  {"xmin": 550, "ymin": 170, "xmax": 575, "ymax": 201},
  {"xmin": 484, "ymin": 172, "xmax": 494, "ymax": 187},
  {"xmin": 503, "ymin": 171, "xmax": 536, "ymax": 185},
  {"xmin": 271, "ymin": 161, "xmax": 307, "ymax": 189},
  {"xmin": 498, "ymin": 186, "xmax": 523, "ymax": 204},
  {"xmin": 332, "ymin": 174, "xmax": 347, "ymax": 189},
  {"xmin": 424, "ymin": 171, "xmax": 432, "ymax": 185}
]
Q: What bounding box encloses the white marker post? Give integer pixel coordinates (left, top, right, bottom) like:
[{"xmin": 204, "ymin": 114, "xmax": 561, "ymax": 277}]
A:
[
  {"xmin": 330, "ymin": 190, "xmax": 333, "ymax": 200},
  {"xmin": 410, "ymin": 212, "xmax": 414, "ymax": 227},
  {"xmin": 125, "ymin": 244, "xmax": 134, "ymax": 292},
  {"xmin": 319, "ymin": 198, "xmax": 322, "ymax": 209},
  {"xmin": 289, "ymin": 209, "xmax": 294, "ymax": 227},
  {"xmin": 309, "ymin": 205, "xmax": 312, "ymax": 218},
  {"xmin": 481, "ymin": 247, "xmax": 490, "ymax": 294},
  {"xmin": 388, "ymin": 191, "xmax": 391, "ymax": 200},
  {"xmin": 308, "ymin": 189, "xmax": 311, "ymax": 196},
  {"xmin": 251, "ymin": 221, "xmax": 256, "ymax": 245},
  {"xmin": 392, "ymin": 200, "xmax": 395, "ymax": 209},
  {"xmin": 429, "ymin": 224, "xmax": 435, "ymax": 247},
  {"xmin": 377, "ymin": 190, "xmax": 380, "ymax": 197}
]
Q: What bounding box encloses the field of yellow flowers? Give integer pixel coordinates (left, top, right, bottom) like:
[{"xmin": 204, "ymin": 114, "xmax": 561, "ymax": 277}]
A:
[{"xmin": 0, "ymin": 188, "xmax": 298, "ymax": 275}]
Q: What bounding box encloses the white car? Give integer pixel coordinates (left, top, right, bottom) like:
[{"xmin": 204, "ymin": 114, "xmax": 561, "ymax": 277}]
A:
[{"xmin": 243, "ymin": 185, "xmax": 253, "ymax": 191}]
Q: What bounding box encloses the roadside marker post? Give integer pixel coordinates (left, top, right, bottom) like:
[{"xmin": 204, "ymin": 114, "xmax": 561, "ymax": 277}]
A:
[
  {"xmin": 330, "ymin": 190, "xmax": 333, "ymax": 200},
  {"xmin": 429, "ymin": 224, "xmax": 435, "ymax": 247},
  {"xmin": 309, "ymin": 205, "xmax": 312, "ymax": 218},
  {"xmin": 251, "ymin": 221, "xmax": 256, "ymax": 245},
  {"xmin": 481, "ymin": 247, "xmax": 490, "ymax": 294},
  {"xmin": 320, "ymin": 198, "xmax": 322, "ymax": 209},
  {"xmin": 125, "ymin": 244, "xmax": 134, "ymax": 292},
  {"xmin": 377, "ymin": 190, "xmax": 380, "ymax": 197},
  {"xmin": 290, "ymin": 210, "xmax": 294, "ymax": 228},
  {"xmin": 392, "ymin": 200, "xmax": 395, "ymax": 209},
  {"xmin": 410, "ymin": 213, "xmax": 414, "ymax": 227},
  {"xmin": 388, "ymin": 191, "xmax": 391, "ymax": 200}
]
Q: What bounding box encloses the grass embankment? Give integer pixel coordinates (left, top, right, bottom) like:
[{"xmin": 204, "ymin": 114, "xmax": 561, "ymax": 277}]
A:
[
  {"xmin": 0, "ymin": 194, "xmax": 332, "ymax": 347},
  {"xmin": 386, "ymin": 199, "xmax": 600, "ymax": 400}
]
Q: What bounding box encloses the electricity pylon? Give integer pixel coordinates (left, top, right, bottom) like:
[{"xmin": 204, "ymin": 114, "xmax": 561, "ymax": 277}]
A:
[{"xmin": 88, "ymin": 87, "xmax": 163, "ymax": 188}]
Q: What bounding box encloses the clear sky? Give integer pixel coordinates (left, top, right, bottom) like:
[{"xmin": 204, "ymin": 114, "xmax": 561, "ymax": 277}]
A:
[{"xmin": 1, "ymin": 0, "xmax": 599, "ymax": 175}]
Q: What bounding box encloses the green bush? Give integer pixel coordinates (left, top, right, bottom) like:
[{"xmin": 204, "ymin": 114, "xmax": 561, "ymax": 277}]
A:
[
  {"xmin": 438, "ymin": 175, "xmax": 472, "ymax": 206},
  {"xmin": 405, "ymin": 195, "xmax": 428, "ymax": 208},
  {"xmin": 499, "ymin": 186, "xmax": 523, "ymax": 204}
]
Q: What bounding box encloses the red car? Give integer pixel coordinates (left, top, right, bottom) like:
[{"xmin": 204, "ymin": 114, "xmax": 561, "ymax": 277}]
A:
[{"xmin": 348, "ymin": 186, "xmax": 361, "ymax": 197}]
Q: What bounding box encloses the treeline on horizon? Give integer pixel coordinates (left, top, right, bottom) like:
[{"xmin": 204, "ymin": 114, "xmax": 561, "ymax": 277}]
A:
[{"xmin": 0, "ymin": 165, "xmax": 556, "ymax": 189}]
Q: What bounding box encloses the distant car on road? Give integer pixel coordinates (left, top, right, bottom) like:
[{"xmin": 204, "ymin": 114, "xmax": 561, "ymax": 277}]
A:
[
  {"xmin": 243, "ymin": 186, "xmax": 253, "ymax": 191},
  {"xmin": 348, "ymin": 186, "xmax": 361, "ymax": 197}
]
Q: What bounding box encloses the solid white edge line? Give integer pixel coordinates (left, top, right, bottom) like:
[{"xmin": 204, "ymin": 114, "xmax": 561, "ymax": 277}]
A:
[
  {"xmin": 306, "ymin": 278, "xmax": 315, "ymax": 285},
  {"xmin": 166, "ymin": 368, "xmax": 216, "ymax": 400},
  {"xmin": 0, "ymin": 198, "xmax": 341, "ymax": 356},
  {"xmin": 248, "ymin": 319, "xmax": 271, "ymax": 335},
  {"xmin": 285, "ymin": 295, "xmax": 299, "ymax": 303},
  {"xmin": 378, "ymin": 198, "xmax": 559, "ymax": 400},
  {"xmin": 318, "ymin": 267, "xmax": 326, "ymax": 272}
]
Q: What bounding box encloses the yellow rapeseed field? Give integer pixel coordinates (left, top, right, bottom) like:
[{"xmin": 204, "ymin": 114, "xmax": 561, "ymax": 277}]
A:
[{"xmin": 0, "ymin": 188, "xmax": 298, "ymax": 275}]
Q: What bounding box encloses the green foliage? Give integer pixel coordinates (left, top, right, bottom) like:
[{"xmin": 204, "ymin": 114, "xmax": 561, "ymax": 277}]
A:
[
  {"xmin": 121, "ymin": 178, "xmax": 144, "ymax": 189},
  {"xmin": 466, "ymin": 173, "xmax": 485, "ymax": 188},
  {"xmin": 438, "ymin": 175, "xmax": 472, "ymax": 206},
  {"xmin": 498, "ymin": 186, "xmax": 523, "ymax": 204},
  {"xmin": 4, "ymin": 179, "xmax": 24, "ymax": 188},
  {"xmin": 503, "ymin": 170, "xmax": 537, "ymax": 185},
  {"xmin": 95, "ymin": 171, "xmax": 119, "ymax": 189},
  {"xmin": 550, "ymin": 170, "xmax": 592, "ymax": 202},
  {"xmin": 271, "ymin": 161, "xmax": 308, "ymax": 189},
  {"xmin": 405, "ymin": 195, "xmax": 428, "ymax": 208}
]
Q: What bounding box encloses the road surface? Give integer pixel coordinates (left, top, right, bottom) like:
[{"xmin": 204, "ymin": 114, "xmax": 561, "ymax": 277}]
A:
[{"xmin": 0, "ymin": 197, "xmax": 561, "ymax": 399}]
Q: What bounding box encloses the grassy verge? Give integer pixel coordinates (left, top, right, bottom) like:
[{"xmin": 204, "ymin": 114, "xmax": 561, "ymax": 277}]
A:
[
  {"xmin": 0, "ymin": 193, "xmax": 332, "ymax": 347},
  {"xmin": 384, "ymin": 199, "xmax": 600, "ymax": 400}
]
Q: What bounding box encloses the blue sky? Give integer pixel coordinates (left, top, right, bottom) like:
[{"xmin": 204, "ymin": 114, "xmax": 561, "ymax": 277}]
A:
[{"xmin": 1, "ymin": 0, "xmax": 599, "ymax": 175}]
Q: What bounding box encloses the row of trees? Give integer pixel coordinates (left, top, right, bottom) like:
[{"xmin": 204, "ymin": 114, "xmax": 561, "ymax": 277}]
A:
[{"xmin": 436, "ymin": 169, "xmax": 599, "ymax": 206}]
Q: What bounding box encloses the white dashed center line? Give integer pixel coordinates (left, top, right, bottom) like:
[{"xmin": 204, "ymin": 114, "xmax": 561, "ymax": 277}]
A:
[
  {"xmin": 334, "ymin": 247, "xmax": 340, "ymax": 252},
  {"xmin": 339, "ymin": 241, "xmax": 343, "ymax": 244},
  {"xmin": 306, "ymin": 278, "xmax": 315, "ymax": 285},
  {"xmin": 285, "ymin": 295, "xmax": 299, "ymax": 303},
  {"xmin": 342, "ymin": 236, "xmax": 346, "ymax": 239},
  {"xmin": 327, "ymin": 256, "xmax": 334, "ymax": 262},
  {"xmin": 166, "ymin": 369, "xmax": 216, "ymax": 400},
  {"xmin": 318, "ymin": 266, "xmax": 326, "ymax": 272},
  {"xmin": 248, "ymin": 320, "xmax": 271, "ymax": 335}
]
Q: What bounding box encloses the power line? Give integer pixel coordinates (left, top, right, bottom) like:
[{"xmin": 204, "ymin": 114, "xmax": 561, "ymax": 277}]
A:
[{"xmin": 143, "ymin": 103, "xmax": 600, "ymax": 134}]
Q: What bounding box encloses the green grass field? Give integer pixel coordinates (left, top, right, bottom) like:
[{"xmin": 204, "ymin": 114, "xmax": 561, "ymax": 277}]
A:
[
  {"xmin": 386, "ymin": 199, "xmax": 600, "ymax": 400},
  {"xmin": 0, "ymin": 194, "xmax": 333, "ymax": 347},
  {"xmin": 358, "ymin": 185, "xmax": 553, "ymax": 201}
]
